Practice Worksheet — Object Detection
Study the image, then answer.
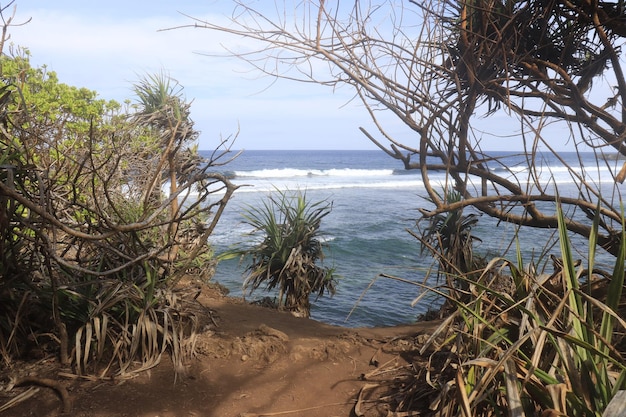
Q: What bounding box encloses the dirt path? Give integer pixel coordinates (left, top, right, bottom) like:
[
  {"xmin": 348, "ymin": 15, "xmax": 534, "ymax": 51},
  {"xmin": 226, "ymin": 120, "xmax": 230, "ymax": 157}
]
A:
[{"xmin": 1, "ymin": 287, "xmax": 440, "ymax": 417}]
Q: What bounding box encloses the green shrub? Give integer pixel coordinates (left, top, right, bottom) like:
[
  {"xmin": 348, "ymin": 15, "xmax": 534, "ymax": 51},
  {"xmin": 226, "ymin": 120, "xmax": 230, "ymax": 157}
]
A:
[
  {"xmin": 230, "ymin": 189, "xmax": 337, "ymax": 317},
  {"xmin": 413, "ymin": 189, "xmax": 482, "ymax": 300},
  {"xmin": 0, "ymin": 59, "xmax": 238, "ymax": 377}
]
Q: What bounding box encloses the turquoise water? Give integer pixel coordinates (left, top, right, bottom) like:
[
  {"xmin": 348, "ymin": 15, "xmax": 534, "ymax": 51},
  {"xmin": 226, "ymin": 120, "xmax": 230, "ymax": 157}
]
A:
[{"xmin": 204, "ymin": 150, "xmax": 621, "ymax": 327}]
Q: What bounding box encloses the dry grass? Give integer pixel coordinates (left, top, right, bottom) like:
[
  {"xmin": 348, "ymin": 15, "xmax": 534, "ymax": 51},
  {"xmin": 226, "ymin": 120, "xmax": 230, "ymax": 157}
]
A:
[{"xmin": 358, "ymin": 203, "xmax": 626, "ymax": 416}]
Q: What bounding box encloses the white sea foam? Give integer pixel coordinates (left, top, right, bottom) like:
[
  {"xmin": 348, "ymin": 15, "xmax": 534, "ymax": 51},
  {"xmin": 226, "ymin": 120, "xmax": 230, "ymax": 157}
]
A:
[
  {"xmin": 169, "ymin": 163, "xmax": 612, "ymax": 199},
  {"xmin": 230, "ymin": 178, "xmax": 425, "ymax": 193}
]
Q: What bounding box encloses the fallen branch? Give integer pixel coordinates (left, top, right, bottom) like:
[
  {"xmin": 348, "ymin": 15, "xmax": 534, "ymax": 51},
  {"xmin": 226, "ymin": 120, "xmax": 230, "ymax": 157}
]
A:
[{"xmin": 0, "ymin": 387, "xmax": 39, "ymax": 413}]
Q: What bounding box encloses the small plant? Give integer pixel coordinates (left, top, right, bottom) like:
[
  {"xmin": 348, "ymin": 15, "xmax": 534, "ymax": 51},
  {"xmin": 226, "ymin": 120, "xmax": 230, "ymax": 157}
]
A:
[
  {"xmin": 69, "ymin": 263, "xmax": 198, "ymax": 379},
  {"xmin": 230, "ymin": 189, "xmax": 337, "ymax": 318},
  {"xmin": 413, "ymin": 188, "xmax": 481, "ymax": 295}
]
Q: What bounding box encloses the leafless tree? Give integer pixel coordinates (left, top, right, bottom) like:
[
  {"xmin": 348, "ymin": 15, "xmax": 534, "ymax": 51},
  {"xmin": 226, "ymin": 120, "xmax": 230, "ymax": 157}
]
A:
[{"xmin": 178, "ymin": 0, "xmax": 626, "ymax": 257}]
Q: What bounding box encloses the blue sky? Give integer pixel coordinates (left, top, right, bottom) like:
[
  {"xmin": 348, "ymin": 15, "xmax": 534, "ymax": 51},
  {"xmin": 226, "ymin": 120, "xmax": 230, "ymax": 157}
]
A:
[
  {"xmin": 11, "ymin": 0, "xmax": 388, "ymax": 150},
  {"xmin": 9, "ymin": 1, "xmax": 578, "ymax": 152}
]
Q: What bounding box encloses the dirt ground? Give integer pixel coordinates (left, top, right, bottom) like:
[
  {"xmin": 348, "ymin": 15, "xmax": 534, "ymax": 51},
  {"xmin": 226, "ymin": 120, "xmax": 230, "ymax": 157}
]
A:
[{"xmin": 0, "ymin": 285, "xmax": 441, "ymax": 417}]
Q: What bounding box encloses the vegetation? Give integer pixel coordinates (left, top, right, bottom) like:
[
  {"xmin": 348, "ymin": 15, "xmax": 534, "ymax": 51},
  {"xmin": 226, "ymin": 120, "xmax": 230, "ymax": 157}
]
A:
[
  {"xmin": 413, "ymin": 189, "xmax": 481, "ymax": 290},
  {"xmin": 373, "ymin": 202, "xmax": 626, "ymax": 416},
  {"xmin": 3, "ymin": 0, "xmax": 626, "ymax": 414},
  {"xmin": 230, "ymin": 189, "xmax": 336, "ymax": 318},
  {"xmin": 0, "ymin": 8, "xmax": 238, "ymax": 381},
  {"xmin": 132, "ymin": 72, "xmax": 200, "ymax": 264},
  {"xmin": 187, "ymin": 2, "xmax": 626, "ymax": 415}
]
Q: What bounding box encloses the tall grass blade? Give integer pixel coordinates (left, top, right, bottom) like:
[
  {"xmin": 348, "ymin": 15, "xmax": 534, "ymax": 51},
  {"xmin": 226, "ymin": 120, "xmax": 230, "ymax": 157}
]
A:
[
  {"xmin": 587, "ymin": 201, "xmax": 600, "ymax": 286},
  {"xmin": 75, "ymin": 326, "xmax": 84, "ymax": 375},
  {"xmin": 556, "ymin": 201, "xmax": 588, "ymax": 349},
  {"xmin": 455, "ymin": 369, "xmax": 472, "ymax": 417},
  {"xmin": 83, "ymin": 322, "xmax": 93, "ymax": 374},
  {"xmin": 600, "ymin": 208, "xmax": 625, "ymax": 350}
]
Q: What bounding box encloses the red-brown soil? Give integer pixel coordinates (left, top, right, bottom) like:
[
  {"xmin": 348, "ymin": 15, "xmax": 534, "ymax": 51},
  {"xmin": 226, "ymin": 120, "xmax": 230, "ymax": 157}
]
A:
[{"xmin": 0, "ymin": 286, "xmax": 440, "ymax": 417}]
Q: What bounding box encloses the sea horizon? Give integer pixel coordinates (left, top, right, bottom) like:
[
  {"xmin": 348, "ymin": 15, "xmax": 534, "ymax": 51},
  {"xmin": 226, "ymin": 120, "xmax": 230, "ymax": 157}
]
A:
[{"xmin": 203, "ymin": 149, "xmax": 620, "ymax": 327}]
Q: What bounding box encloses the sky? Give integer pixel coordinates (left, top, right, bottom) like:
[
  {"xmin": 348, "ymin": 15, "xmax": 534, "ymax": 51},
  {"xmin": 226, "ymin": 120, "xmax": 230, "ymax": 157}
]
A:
[
  {"xmin": 9, "ymin": 0, "xmax": 397, "ymax": 151},
  {"xmin": 7, "ymin": 1, "xmax": 581, "ymax": 152}
]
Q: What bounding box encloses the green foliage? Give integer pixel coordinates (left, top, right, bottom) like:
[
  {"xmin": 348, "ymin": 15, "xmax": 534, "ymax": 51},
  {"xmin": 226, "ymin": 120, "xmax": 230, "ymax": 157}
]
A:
[
  {"xmin": 403, "ymin": 200, "xmax": 626, "ymax": 416},
  {"xmin": 230, "ymin": 189, "xmax": 337, "ymax": 317},
  {"xmin": 2, "ymin": 48, "xmax": 119, "ymax": 134},
  {"xmin": 133, "ymin": 71, "xmax": 185, "ymax": 121},
  {"xmin": 0, "ymin": 48, "xmax": 237, "ymax": 378},
  {"xmin": 413, "ymin": 189, "xmax": 481, "ymax": 301}
]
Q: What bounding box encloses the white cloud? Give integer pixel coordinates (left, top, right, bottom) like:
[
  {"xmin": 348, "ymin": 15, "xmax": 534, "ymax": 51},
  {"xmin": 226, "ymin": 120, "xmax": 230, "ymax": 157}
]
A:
[{"xmin": 4, "ymin": 2, "xmax": 393, "ymax": 150}]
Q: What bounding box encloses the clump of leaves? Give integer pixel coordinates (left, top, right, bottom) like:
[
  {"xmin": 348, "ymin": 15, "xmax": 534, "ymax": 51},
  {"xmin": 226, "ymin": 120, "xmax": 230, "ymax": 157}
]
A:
[
  {"xmin": 68, "ymin": 264, "xmax": 198, "ymax": 379},
  {"xmin": 412, "ymin": 188, "xmax": 482, "ymax": 299},
  {"xmin": 227, "ymin": 189, "xmax": 337, "ymax": 318},
  {"xmin": 374, "ymin": 200, "xmax": 626, "ymax": 416}
]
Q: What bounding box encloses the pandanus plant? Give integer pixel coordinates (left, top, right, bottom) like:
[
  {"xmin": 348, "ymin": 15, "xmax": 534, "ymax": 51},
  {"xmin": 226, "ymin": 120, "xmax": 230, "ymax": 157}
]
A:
[
  {"xmin": 230, "ymin": 189, "xmax": 337, "ymax": 318},
  {"xmin": 413, "ymin": 189, "xmax": 481, "ymax": 294},
  {"xmin": 378, "ymin": 200, "xmax": 626, "ymax": 416}
]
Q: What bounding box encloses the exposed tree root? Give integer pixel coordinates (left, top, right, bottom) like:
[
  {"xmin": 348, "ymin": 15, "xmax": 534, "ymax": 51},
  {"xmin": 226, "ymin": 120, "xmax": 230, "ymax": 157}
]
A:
[{"xmin": 15, "ymin": 376, "xmax": 72, "ymax": 413}]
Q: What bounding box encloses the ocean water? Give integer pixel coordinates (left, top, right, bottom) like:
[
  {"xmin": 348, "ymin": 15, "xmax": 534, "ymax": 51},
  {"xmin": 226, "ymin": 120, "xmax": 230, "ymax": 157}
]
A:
[{"xmin": 203, "ymin": 150, "xmax": 623, "ymax": 327}]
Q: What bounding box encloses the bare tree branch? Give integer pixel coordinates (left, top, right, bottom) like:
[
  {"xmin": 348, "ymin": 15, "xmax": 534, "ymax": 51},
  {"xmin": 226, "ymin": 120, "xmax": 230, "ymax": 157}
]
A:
[{"xmin": 179, "ymin": 0, "xmax": 626, "ymax": 256}]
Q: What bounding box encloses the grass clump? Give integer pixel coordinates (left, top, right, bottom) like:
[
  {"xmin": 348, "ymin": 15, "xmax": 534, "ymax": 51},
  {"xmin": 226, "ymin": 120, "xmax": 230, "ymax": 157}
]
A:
[{"xmin": 369, "ymin": 200, "xmax": 626, "ymax": 416}]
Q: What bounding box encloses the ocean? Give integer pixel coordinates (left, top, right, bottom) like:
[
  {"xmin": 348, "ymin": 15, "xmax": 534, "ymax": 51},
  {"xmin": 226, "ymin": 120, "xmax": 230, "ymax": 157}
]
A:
[{"xmin": 203, "ymin": 149, "xmax": 623, "ymax": 327}]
